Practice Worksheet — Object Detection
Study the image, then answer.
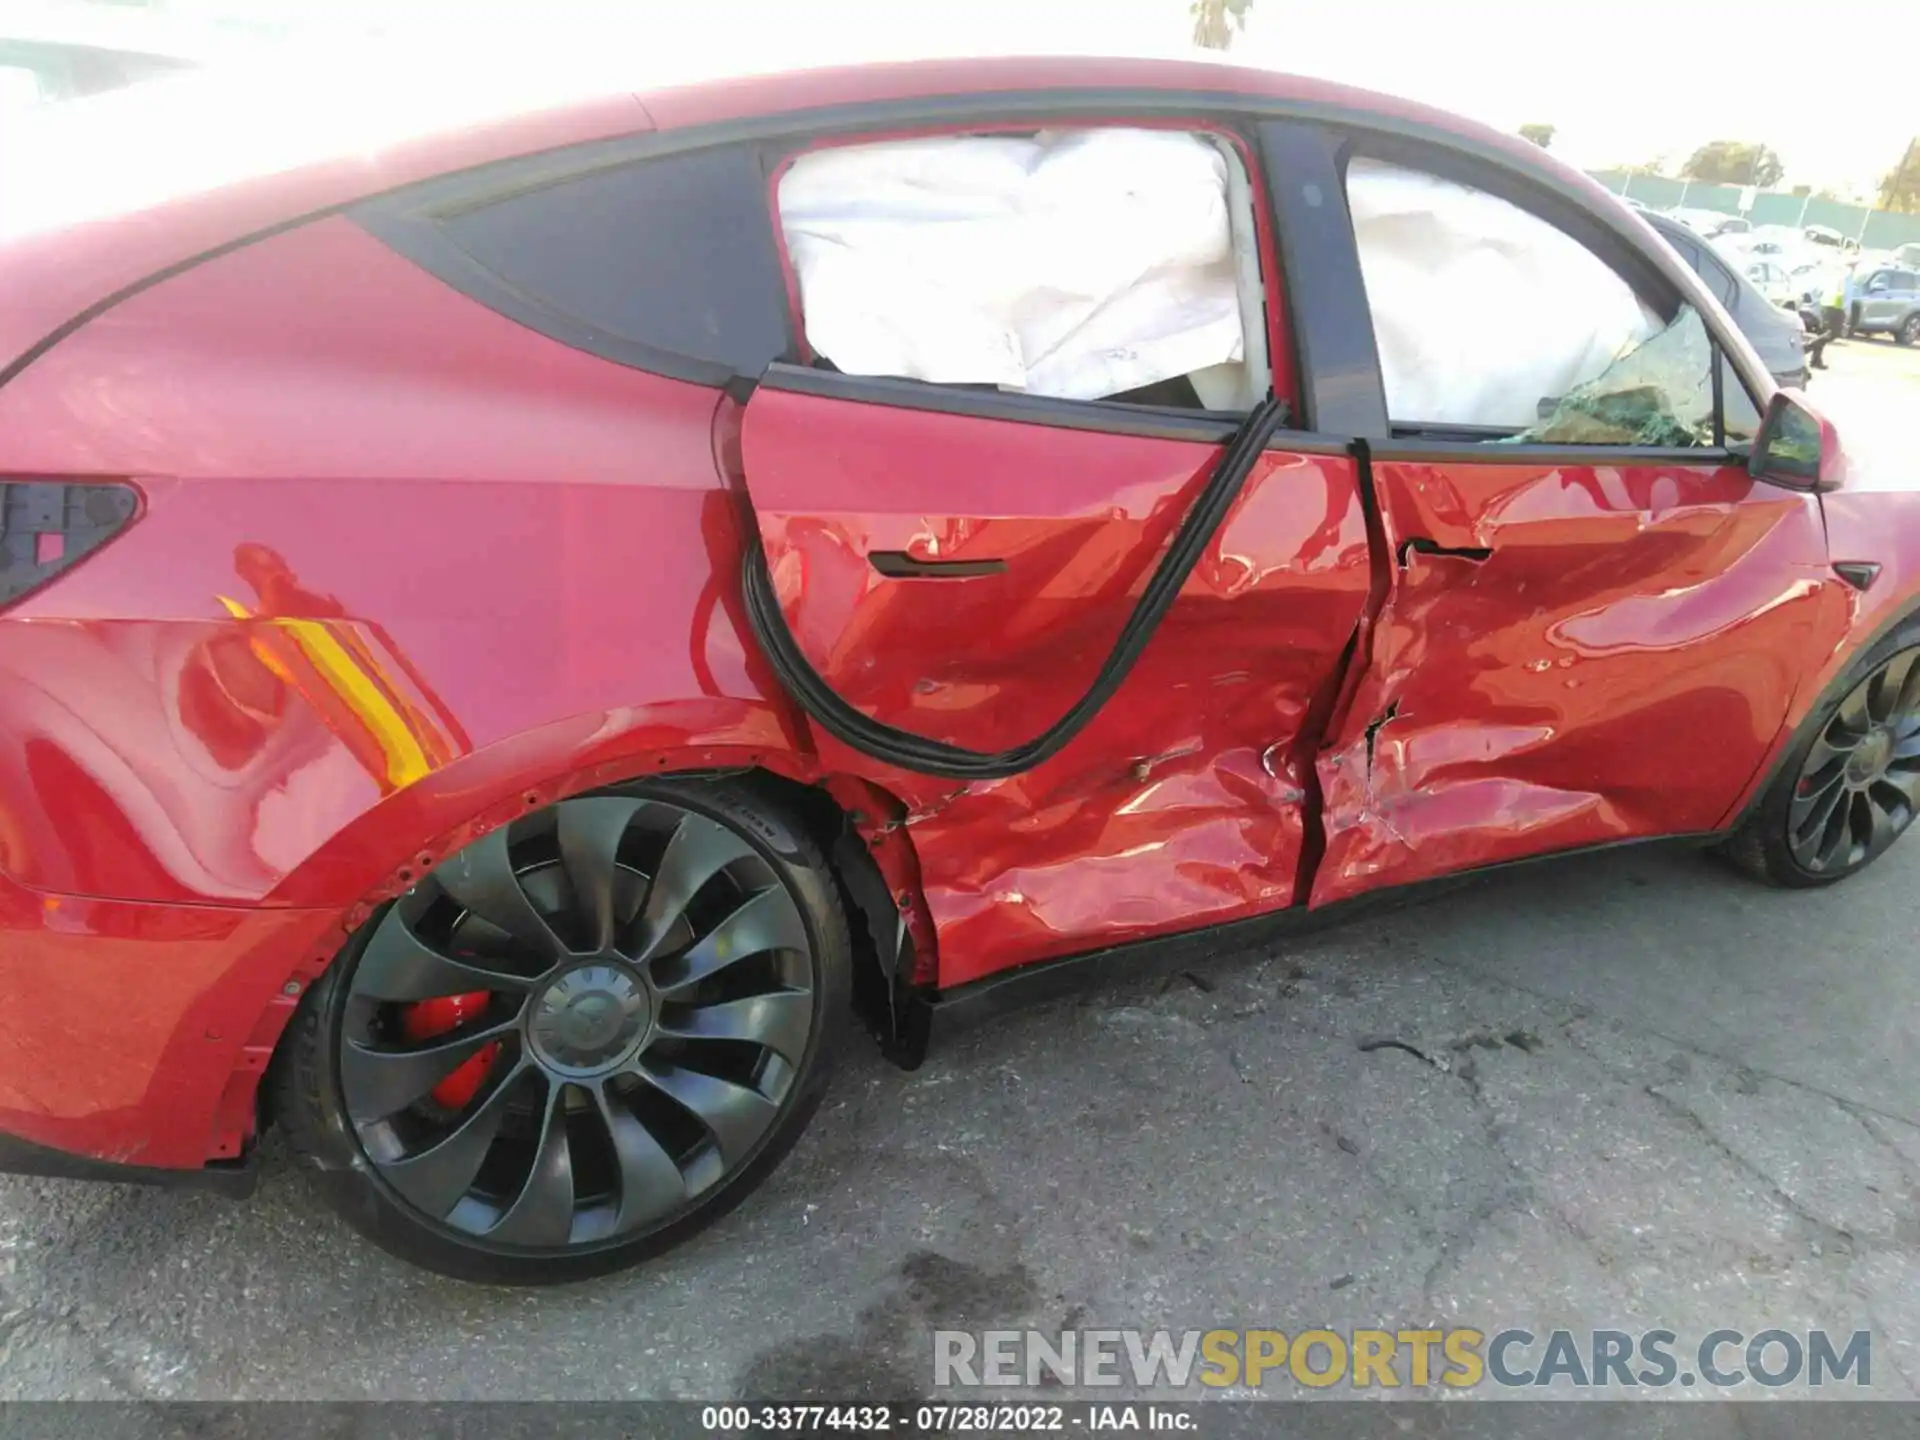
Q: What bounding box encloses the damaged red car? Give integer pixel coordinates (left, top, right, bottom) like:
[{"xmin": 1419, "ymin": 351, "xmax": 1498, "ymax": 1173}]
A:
[{"xmin": 2, "ymin": 53, "xmax": 1915, "ymax": 1284}]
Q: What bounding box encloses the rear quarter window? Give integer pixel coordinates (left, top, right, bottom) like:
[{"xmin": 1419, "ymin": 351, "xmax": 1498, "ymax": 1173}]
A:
[{"xmin": 370, "ymin": 143, "xmax": 794, "ymax": 385}]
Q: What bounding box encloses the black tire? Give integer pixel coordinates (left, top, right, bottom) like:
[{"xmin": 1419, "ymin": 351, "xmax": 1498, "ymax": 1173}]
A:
[
  {"xmin": 1724, "ymin": 622, "xmax": 1920, "ymax": 887},
  {"xmin": 1898, "ymin": 313, "xmax": 1920, "ymax": 348},
  {"xmin": 272, "ymin": 776, "xmax": 851, "ymax": 1284}
]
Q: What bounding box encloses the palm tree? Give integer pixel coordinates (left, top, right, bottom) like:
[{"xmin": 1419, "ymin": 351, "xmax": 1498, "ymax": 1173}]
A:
[{"xmin": 1191, "ymin": 0, "xmax": 1255, "ymax": 50}]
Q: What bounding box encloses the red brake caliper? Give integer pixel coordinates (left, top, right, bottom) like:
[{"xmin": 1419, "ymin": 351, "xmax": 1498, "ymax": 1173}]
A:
[{"xmin": 400, "ymin": 992, "xmax": 500, "ymax": 1109}]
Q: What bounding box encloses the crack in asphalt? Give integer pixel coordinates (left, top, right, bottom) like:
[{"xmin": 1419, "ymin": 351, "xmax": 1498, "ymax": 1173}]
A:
[
  {"xmin": 1416, "ymin": 1047, "xmax": 1535, "ymax": 1317},
  {"xmin": 1420, "ymin": 948, "xmax": 1920, "ymax": 1132},
  {"xmin": 1554, "ymin": 1023, "xmax": 1862, "ymax": 1251}
]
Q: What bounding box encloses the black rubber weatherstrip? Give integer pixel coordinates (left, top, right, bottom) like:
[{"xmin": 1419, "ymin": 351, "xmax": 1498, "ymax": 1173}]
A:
[{"xmin": 741, "ymin": 393, "xmax": 1291, "ymax": 780}]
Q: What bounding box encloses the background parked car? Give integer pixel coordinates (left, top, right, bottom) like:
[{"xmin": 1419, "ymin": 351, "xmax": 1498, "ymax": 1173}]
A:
[
  {"xmin": 1669, "ymin": 206, "xmax": 1749, "ymax": 240},
  {"xmin": 1850, "ymin": 267, "xmax": 1920, "ymax": 346},
  {"xmin": 1643, "ymin": 211, "xmax": 1810, "ymax": 387},
  {"xmin": 1741, "ymin": 258, "xmax": 1798, "ymax": 308},
  {"xmin": 1803, "ymin": 224, "xmax": 1858, "ymax": 253}
]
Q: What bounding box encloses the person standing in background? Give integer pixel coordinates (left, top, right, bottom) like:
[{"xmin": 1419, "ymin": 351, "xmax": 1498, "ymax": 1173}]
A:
[{"xmin": 1810, "ymin": 262, "xmax": 1856, "ymax": 370}]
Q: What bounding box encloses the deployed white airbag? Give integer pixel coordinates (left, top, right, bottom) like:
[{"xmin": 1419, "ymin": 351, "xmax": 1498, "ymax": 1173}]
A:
[
  {"xmin": 1346, "ymin": 159, "xmax": 1661, "ymax": 429},
  {"xmin": 777, "ymin": 128, "xmax": 1248, "ymax": 402}
]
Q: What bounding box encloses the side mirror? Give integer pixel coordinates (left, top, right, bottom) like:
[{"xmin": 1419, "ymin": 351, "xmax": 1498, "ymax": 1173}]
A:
[{"xmin": 1749, "ymin": 391, "xmax": 1843, "ymax": 491}]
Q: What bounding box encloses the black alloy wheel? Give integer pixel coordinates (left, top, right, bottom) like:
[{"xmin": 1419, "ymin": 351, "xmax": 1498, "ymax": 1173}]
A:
[
  {"xmin": 1785, "ymin": 650, "xmax": 1920, "ymax": 876},
  {"xmin": 1727, "ymin": 638, "xmax": 1920, "ymax": 887},
  {"xmin": 276, "ymin": 779, "xmax": 850, "ymax": 1283}
]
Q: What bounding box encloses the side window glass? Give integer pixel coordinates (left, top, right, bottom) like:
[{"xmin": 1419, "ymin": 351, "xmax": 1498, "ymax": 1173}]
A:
[
  {"xmin": 1346, "ymin": 158, "xmax": 1663, "ymax": 432},
  {"xmin": 775, "ymin": 128, "xmax": 1271, "ymax": 412},
  {"xmin": 1521, "ymin": 307, "xmax": 1716, "ymax": 447},
  {"xmin": 1348, "ymin": 158, "xmax": 1760, "ymax": 449},
  {"xmin": 435, "ymin": 145, "xmax": 792, "ymax": 380}
]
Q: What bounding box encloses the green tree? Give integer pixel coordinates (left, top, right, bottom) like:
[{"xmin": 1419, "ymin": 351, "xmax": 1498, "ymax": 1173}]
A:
[
  {"xmin": 1680, "ymin": 140, "xmax": 1784, "ymax": 187},
  {"xmin": 1519, "ymin": 123, "xmax": 1556, "ymax": 149},
  {"xmin": 1790, "ymin": 184, "xmax": 1812, "ymax": 198},
  {"xmin": 1879, "ymin": 138, "xmax": 1920, "ymax": 214},
  {"xmin": 1191, "ymin": 0, "xmax": 1254, "ymax": 49}
]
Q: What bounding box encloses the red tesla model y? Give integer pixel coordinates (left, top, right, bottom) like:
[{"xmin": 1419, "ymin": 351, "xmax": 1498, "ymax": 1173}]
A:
[{"xmin": 1, "ymin": 53, "xmax": 1915, "ymax": 1283}]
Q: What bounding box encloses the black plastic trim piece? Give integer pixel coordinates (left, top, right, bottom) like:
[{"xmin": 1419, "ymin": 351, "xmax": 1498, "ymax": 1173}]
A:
[
  {"xmin": 869, "ymin": 552, "xmax": 1008, "ymax": 579},
  {"xmin": 904, "ymin": 832, "xmax": 1725, "ymax": 1044},
  {"xmin": 1834, "ymin": 561, "xmax": 1882, "ymax": 592},
  {"xmin": 1369, "ymin": 440, "xmax": 1742, "ymax": 467},
  {"xmin": 1254, "ymin": 120, "xmax": 1391, "ymax": 439},
  {"xmin": 0, "ymin": 481, "xmax": 141, "ymax": 610},
  {"xmin": 1390, "ymin": 422, "xmax": 1520, "ymax": 442},
  {"xmin": 0, "ymin": 1130, "xmax": 258, "ymax": 1197}
]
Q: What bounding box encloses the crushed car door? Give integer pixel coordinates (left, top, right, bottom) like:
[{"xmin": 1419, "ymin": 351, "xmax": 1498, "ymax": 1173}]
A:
[
  {"xmin": 1309, "ymin": 150, "xmax": 1843, "ymax": 907},
  {"xmin": 724, "ymin": 120, "xmax": 1382, "ymax": 986},
  {"xmin": 736, "ymin": 369, "xmax": 1373, "ymax": 983}
]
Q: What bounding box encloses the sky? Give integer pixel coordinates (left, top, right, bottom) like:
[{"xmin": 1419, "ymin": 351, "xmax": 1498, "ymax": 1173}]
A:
[{"xmin": 52, "ymin": 0, "xmax": 1920, "ymax": 199}]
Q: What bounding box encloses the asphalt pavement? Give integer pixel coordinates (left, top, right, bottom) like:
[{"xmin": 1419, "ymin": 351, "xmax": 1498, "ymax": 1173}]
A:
[{"xmin": 4, "ymin": 341, "xmax": 1920, "ymax": 1405}]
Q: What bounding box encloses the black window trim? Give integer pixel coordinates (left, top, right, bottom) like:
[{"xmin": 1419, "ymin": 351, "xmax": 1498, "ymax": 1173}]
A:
[
  {"xmin": 348, "ymin": 83, "xmax": 1776, "ymax": 451},
  {"xmin": 353, "ymin": 134, "xmax": 787, "ymax": 390},
  {"xmin": 356, "ymin": 103, "xmax": 1299, "ymax": 430},
  {"xmin": 760, "ymin": 362, "xmax": 1351, "ymax": 454},
  {"xmin": 1359, "ymin": 438, "xmax": 1743, "ymax": 467}
]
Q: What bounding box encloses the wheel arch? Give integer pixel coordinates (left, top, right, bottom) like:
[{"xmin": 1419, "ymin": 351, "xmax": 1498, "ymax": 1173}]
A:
[
  {"xmin": 1721, "ymin": 588, "xmax": 1920, "ymax": 835},
  {"xmin": 225, "ymin": 713, "xmax": 927, "ymax": 1160}
]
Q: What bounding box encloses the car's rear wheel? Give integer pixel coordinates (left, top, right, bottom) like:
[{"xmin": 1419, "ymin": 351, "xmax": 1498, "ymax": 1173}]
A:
[
  {"xmin": 1725, "ymin": 630, "xmax": 1920, "ymax": 887},
  {"xmin": 274, "ymin": 778, "xmax": 850, "ymax": 1284},
  {"xmin": 1898, "ymin": 313, "xmax": 1920, "ymax": 347}
]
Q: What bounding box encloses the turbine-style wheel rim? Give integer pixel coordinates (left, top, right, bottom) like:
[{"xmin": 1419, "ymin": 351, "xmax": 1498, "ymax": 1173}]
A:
[
  {"xmin": 338, "ymin": 795, "xmax": 816, "ymax": 1251},
  {"xmin": 1789, "ymin": 649, "xmax": 1920, "ymax": 877}
]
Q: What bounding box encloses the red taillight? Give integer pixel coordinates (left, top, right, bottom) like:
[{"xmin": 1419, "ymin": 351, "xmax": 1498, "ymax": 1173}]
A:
[
  {"xmin": 399, "ymin": 991, "xmax": 499, "ymax": 1111},
  {"xmin": 0, "ymin": 482, "xmax": 138, "ymax": 608}
]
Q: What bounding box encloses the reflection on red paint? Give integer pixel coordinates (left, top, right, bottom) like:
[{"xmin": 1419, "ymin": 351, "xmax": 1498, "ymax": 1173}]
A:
[{"xmin": 219, "ymin": 543, "xmax": 466, "ymax": 795}]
